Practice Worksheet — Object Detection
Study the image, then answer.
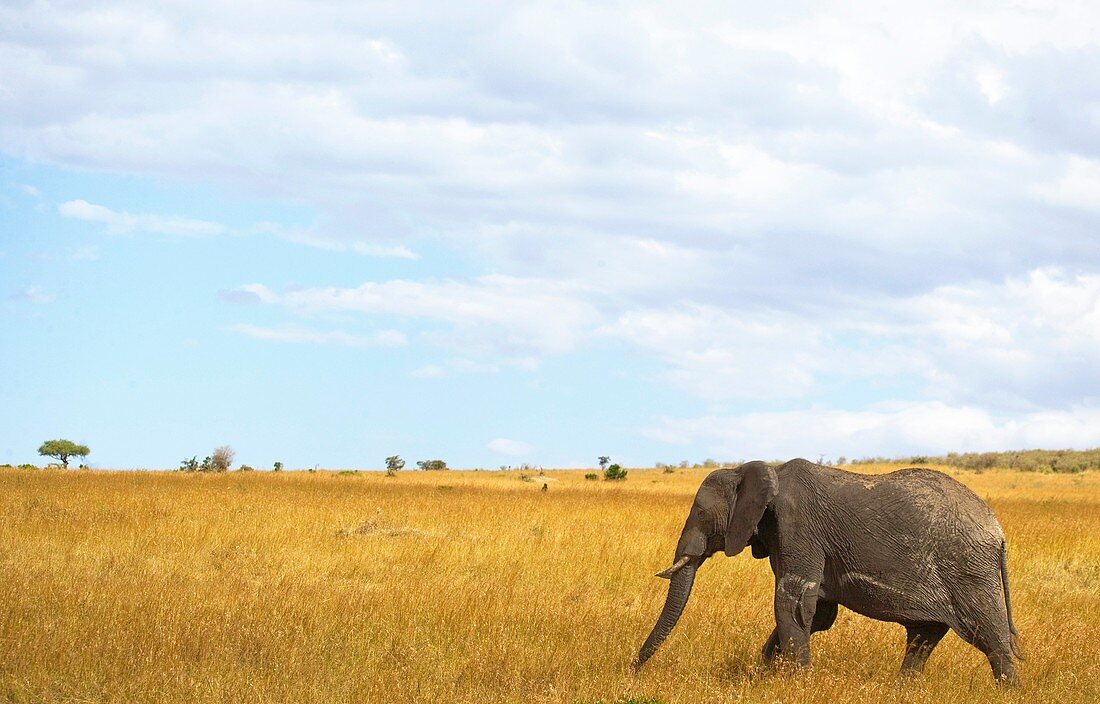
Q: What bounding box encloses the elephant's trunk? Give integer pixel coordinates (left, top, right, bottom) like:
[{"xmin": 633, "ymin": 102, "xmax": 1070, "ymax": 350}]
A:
[{"xmin": 632, "ymin": 560, "xmax": 697, "ymax": 673}]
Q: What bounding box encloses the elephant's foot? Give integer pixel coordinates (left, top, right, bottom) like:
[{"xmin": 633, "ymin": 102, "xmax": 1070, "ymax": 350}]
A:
[
  {"xmin": 988, "ymin": 651, "xmax": 1019, "ymax": 687},
  {"xmin": 760, "ymin": 628, "xmax": 781, "ymax": 666}
]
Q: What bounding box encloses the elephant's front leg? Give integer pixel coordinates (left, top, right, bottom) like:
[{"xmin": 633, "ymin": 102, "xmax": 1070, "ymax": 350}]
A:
[
  {"xmin": 772, "ymin": 574, "xmax": 821, "ymax": 667},
  {"xmin": 763, "ymin": 598, "xmax": 836, "ymax": 665}
]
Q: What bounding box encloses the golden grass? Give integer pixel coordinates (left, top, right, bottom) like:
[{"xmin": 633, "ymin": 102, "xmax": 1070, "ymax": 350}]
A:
[{"xmin": 1, "ymin": 465, "xmax": 1097, "ymax": 703}]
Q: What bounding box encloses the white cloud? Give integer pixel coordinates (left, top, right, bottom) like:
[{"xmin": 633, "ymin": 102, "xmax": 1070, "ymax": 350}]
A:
[
  {"xmin": 6, "ymin": 2, "xmax": 1100, "ymax": 457},
  {"xmin": 229, "ymin": 323, "xmax": 406, "ymax": 348},
  {"xmin": 1034, "ymin": 156, "xmax": 1100, "ymax": 214},
  {"xmin": 487, "ymin": 438, "xmax": 533, "ymax": 456},
  {"xmin": 219, "ymin": 283, "xmax": 280, "ymax": 304},
  {"xmin": 642, "ymin": 402, "xmax": 1100, "ymax": 460},
  {"xmin": 600, "ymin": 305, "xmax": 823, "ymax": 400},
  {"xmin": 9, "ymin": 285, "xmax": 54, "ymax": 305},
  {"xmin": 265, "ymin": 275, "xmax": 602, "ymax": 356},
  {"xmin": 58, "ymin": 199, "xmax": 421, "ymax": 257},
  {"xmin": 410, "ymin": 365, "xmax": 446, "ymax": 378},
  {"xmin": 59, "ymin": 199, "xmax": 227, "ymax": 236},
  {"xmin": 6, "ymin": 1, "xmax": 1096, "ymax": 279},
  {"xmin": 225, "ymin": 265, "xmax": 1100, "ymax": 412}
]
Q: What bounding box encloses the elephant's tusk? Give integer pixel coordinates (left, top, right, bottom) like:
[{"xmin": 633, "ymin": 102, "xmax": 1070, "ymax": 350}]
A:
[{"xmin": 654, "ymin": 555, "xmax": 691, "ymax": 579}]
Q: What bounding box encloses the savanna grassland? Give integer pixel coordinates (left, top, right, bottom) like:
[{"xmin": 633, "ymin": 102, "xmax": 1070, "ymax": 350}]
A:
[{"xmin": 1, "ymin": 465, "xmax": 1097, "ymax": 704}]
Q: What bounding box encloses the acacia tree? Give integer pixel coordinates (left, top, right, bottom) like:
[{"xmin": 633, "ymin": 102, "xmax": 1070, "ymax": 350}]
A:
[
  {"xmin": 38, "ymin": 439, "xmax": 89, "ymax": 469},
  {"xmin": 416, "ymin": 459, "xmax": 447, "ymax": 471},
  {"xmin": 385, "ymin": 455, "xmax": 405, "ymax": 472}
]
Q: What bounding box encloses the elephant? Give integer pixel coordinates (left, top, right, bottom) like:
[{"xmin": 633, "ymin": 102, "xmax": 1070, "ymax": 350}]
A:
[{"xmin": 633, "ymin": 459, "xmax": 1022, "ymax": 684}]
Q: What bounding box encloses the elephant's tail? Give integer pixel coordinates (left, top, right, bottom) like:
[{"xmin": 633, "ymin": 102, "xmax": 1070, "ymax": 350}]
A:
[{"xmin": 1000, "ymin": 539, "xmax": 1023, "ymax": 660}]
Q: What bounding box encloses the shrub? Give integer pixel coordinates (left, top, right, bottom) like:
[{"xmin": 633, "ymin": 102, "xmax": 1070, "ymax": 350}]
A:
[
  {"xmin": 584, "ymin": 472, "xmax": 598, "ymax": 480},
  {"xmin": 18, "ymin": 463, "xmax": 38, "ymax": 470},
  {"xmin": 518, "ymin": 473, "xmax": 533, "ymax": 482},
  {"xmin": 179, "ymin": 457, "xmax": 199, "ymax": 472},
  {"xmin": 603, "ymin": 464, "xmax": 628, "ymax": 481},
  {"xmin": 238, "ymin": 464, "xmax": 255, "ymax": 472},
  {"xmin": 273, "ymin": 461, "xmax": 283, "ymax": 472},
  {"xmin": 211, "ymin": 446, "xmax": 235, "ymax": 472},
  {"xmin": 416, "ymin": 459, "xmax": 448, "ymax": 471}
]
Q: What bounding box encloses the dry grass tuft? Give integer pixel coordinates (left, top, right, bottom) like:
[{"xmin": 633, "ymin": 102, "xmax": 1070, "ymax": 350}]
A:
[{"xmin": 1, "ymin": 464, "xmax": 1097, "ymax": 703}]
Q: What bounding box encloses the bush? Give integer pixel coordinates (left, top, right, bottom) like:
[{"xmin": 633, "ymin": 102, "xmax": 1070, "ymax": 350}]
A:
[
  {"xmin": 273, "ymin": 461, "xmax": 283, "ymax": 472},
  {"xmin": 18, "ymin": 463, "xmax": 38, "ymax": 470},
  {"xmin": 603, "ymin": 464, "xmax": 628, "ymax": 481},
  {"xmin": 584, "ymin": 472, "xmax": 598, "ymax": 480},
  {"xmin": 211, "ymin": 446, "xmax": 235, "ymax": 472},
  {"xmin": 238, "ymin": 464, "xmax": 255, "ymax": 472},
  {"xmin": 179, "ymin": 457, "xmax": 199, "ymax": 472},
  {"xmin": 417, "ymin": 459, "xmax": 448, "ymax": 471}
]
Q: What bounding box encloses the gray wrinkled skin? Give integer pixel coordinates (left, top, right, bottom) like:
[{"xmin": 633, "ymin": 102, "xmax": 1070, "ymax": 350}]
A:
[{"xmin": 634, "ymin": 459, "xmax": 1021, "ymax": 685}]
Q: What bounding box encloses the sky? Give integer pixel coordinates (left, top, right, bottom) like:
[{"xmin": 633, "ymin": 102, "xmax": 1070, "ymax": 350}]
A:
[{"xmin": 2, "ymin": 1, "xmax": 1100, "ymax": 469}]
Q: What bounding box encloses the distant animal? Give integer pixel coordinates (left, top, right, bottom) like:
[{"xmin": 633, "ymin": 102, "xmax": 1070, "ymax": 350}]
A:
[
  {"xmin": 634, "ymin": 459, "xmax": 1021, "ymax": 684},
  {"xmin": 541, "ymin": 483, "xmax": 548, "ymax": 492}
]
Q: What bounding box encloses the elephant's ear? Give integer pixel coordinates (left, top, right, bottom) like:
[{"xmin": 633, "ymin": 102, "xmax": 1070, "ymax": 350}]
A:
[{"xmin": 724, "ymin": 461, "xmax": 778, "ymax": 557}]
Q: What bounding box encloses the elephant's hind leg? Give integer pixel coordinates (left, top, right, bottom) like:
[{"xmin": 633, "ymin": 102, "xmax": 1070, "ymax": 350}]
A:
[
  {"xmin": 952, "ymin": 592, "xmax": 1019, "ymax": 685},
  {"xmin": 898, "ymin": 622, "xmax": 949, "ymax": 677}
]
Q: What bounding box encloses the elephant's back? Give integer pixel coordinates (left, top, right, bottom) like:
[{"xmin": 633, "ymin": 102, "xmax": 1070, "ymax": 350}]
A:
[{"xmin": 875, "ymin": 468, "xmax": 1003, "ymax": 540}]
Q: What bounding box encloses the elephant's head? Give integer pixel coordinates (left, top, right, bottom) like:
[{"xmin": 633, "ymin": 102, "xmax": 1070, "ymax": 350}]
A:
[{"xmin": 633, "ymin": 461, "xmax": 778, "ymax": 673}]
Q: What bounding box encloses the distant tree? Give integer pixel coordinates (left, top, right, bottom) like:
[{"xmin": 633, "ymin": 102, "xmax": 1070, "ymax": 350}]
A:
[
  {"xmin": 598, "ymin": 456, "xmax": 610, "ymax": 470},
  {"xmin": 179, "ymin": 456, "xmax": 199, "ymax": 472},
  {"xmin": 385, "ymin": 455, "xmax": 405, "ymax": 472},
  {"xmin": 211, "ymin": 446, "xmax": 235, "ymax": 472},
  {"xmin": 416, "ymin": 459, "xmax": 448, "ymax": 471},
  {"xmin": 273, "ymin": 461, "xmax": 284, "ymax": 472},
  {"xmin": 603, "ymin": 463, "xmax": 628, "ymax": 481},
  {"xmin": 238, "ymin": 464, "xmax": 255, "ymax": 472},
  {"xmin": 38, "ymin": 439, "xmax": 89, "ymax": 469}
]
